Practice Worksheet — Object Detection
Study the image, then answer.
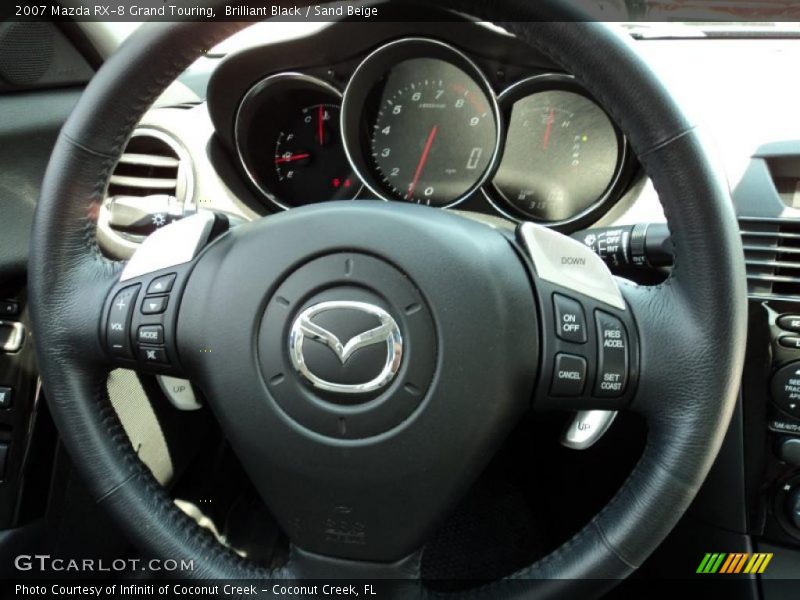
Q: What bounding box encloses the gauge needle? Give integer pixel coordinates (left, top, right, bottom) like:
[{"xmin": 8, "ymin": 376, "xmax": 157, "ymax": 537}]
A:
[
  {"xmin": 318, "ymin": 105, "xmax": 325, "ymax": 146},
  {"xmin": 542, "ymin": 108, "xmax": 555, "ymax": 151},
  {"xmin": 406, "ymin": 125, "xmax": 439, "ymax": 200},
  {"xmin": 274, "ymin": 153, "xmax": 311, "ymax": 164}
]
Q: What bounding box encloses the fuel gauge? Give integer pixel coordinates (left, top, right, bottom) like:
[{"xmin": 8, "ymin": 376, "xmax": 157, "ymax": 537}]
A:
[
  {"xmin": 235, "ymin": 73, "xmax": 360, "ymax": 210},
  {"xmin": 272, "ymin": 103, "xmax": 356, "ymax": 202}
]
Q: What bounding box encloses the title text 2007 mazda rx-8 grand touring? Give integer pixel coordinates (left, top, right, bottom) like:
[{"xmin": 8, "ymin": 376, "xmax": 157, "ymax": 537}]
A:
[{"xmin": 0, "ymin": 0, "xmax": 799, "ymax": 597}]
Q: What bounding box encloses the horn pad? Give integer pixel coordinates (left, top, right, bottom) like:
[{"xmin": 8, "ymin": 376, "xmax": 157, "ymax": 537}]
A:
[
  {"xmin": 177, "ymin": 202, "xmax": 538, "ymax": 561},
  {"xmin": 258, "ymin": 252, "xmax": 436, "ymax": 439}
]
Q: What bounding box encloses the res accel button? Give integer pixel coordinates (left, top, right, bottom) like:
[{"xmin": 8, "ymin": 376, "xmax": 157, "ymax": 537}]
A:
[
  {"xmin": 551, "ymin": 353, "xmax": 587, "ymax": 397},
  {"xmin": 553, "ymin": 294, "xmax": 587, "ymax": 343},
  {"xmin": 594, "ymin": 311, "xmax": 629, "ymax": 397}
]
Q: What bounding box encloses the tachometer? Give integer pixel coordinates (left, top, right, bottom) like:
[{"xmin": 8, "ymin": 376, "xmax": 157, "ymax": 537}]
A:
[{"xmin": 342, "ymin": 39, "xmax": 501, "ymax": 207}]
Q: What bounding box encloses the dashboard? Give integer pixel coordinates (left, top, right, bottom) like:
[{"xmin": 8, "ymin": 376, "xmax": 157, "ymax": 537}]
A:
[
  {"xmin": 231, "ymin": 37, "xmax": 629, "ymax": 225},
  {"xmin": 201, "ymin": 18, "xmax": 638, "ymax": 234}
]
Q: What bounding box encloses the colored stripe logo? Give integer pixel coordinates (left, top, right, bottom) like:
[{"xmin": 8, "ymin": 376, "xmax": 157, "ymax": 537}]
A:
[{"xmin": 697, "ymin": 553, "xmax": 773, "ymax": 574}]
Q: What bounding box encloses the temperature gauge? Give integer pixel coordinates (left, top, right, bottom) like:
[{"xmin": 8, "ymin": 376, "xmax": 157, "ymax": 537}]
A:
[
  {"xmin": 272, "ymin": 103, "xmax": 356, "ymax": 202},
  {"xmin": 235, "ymin": 73, "xmax": 360, "ymax": 210}
]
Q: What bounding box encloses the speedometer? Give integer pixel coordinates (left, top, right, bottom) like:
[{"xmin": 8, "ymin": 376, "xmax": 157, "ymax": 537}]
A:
[{"xmin": 342, "ymin": 39, "xmax": 501, "ymax": 208}]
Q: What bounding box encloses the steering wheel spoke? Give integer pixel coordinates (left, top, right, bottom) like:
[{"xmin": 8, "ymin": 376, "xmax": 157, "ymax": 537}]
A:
[
  {"xmin": 100, "ymin": 212, "xmax": 228, "ymax": 377},
  {"xmin": 519, "ymin": 222, "xmax": 640, "ymax": 415}
]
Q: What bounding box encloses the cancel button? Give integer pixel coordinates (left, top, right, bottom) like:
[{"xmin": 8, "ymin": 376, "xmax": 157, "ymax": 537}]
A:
[
  {"xmin": 594, "ymin": 311, "xmax": 628, "ymax": 397},
  {"xmin": 551, "ymin": 353, "xmax": 587, "ymax": 397}
]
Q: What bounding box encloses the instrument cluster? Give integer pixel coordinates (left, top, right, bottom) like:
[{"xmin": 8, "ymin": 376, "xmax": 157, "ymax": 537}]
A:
[{"xmin": 233, "ymin": 37, "xmax": 631, "ymax": 227}]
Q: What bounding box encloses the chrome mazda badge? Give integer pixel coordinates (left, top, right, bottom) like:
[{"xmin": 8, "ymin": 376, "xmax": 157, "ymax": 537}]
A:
[{"xmin": 289, "ymin": 301, "xmax": 403, "ymax": 394}]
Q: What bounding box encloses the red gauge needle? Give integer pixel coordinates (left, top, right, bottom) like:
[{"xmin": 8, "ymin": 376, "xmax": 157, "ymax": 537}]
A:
[
  {"xmin": 406, "ymin": 125, "xmax": 439, "ymax": 201},
  {"xmin": 318, "ymin": 105, "xmax": 325, "ymax": 146},
  {"xmin": 542, "ymin": 108, "xmax": 555, "ymax": 151},
  {"xmin": 274, "ymin": 153, "xmax": 310, "ymax": 164}
]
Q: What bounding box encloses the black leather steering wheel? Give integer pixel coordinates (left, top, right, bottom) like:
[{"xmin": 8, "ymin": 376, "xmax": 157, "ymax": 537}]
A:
[{"xmin": 29, "ymin": 1, "xmax": 747, "ymax": 596}]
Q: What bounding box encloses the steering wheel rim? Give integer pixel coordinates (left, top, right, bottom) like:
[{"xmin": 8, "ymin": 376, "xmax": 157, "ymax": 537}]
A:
[{"xmin": 29, "ymin": 2, "xmax": 747, "ymax": 595}]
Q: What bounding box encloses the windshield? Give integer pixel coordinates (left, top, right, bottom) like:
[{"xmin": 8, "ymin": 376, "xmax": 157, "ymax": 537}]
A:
[
  {"xmin": 101, "ymin": 1, "xmax": 800, "ymax": 48},
  {"xmin": 624, "ymin": 21, "xmax": 800, "ymax": 38}
]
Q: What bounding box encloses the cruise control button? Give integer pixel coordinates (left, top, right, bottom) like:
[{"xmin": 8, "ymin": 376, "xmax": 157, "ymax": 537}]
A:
[
  {"xmin": 554, "ymin": 294, "xmax": 587, "ymax": 343},
  {"xmin": 778, "ymin": 315, "xmax": 800, "ymax": 333},
  {"xmin": 107, "ymin": 285, "xmax": 140, "ymax": 358},
  {"xmin": 780, "ymin": 336, "xmax": 800, "ymax": 350},
  {"xmin": 147, "ymin": 273, "xmax": 176, "ymax": 295},
  {"xmin": 551, "ymin": 353, "xmax": 587, "ymax": 397},
  {"xmin": 594, "ymin": 311, "xmax": 628, "ymax": 397},
  {"xmin": 137, "ymin": 325, "xmax": 164, "ymax": 345},
  {"xmin": 141, "ymin": 296, "xmax": 168, "ymax": 315},
  {"xmin": 139, "ymin": 346, "xmax": 169, "ymax": 365}
]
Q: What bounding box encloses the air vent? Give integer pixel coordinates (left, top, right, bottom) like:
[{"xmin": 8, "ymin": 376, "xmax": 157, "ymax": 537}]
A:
[
  {"xmin": 107, "ymin": 132, "xmax": 182, "ymax": 198},
  {"xmin": 98, "ymin": 129, "xmax": 193, "ymax": 260},
  {"xmin": 740, "ymin": 216, "xmax": 800, "ymax": 301}
]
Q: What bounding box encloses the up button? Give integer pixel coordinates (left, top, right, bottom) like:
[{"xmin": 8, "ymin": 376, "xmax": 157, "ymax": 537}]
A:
[{"xmin": 594, "ymin": 311, "xmax": 629, "ymax": 397}]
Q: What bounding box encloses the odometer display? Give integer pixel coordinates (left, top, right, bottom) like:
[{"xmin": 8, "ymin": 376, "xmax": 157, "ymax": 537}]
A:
[{"xmin": 369, "ymin": 58, "xmax": 497, "ymax": 206}]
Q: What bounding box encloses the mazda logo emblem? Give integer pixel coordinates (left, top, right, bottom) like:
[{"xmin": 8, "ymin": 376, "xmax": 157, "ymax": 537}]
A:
[{"xmin": 289, "ymin": 301, "xmax": 403, "ymax": 394}]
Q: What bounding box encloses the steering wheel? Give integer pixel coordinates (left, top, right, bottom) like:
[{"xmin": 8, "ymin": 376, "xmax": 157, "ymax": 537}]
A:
[{"xmin": 29, "ymin": 1, "xmax": 747, "ymax": 595}]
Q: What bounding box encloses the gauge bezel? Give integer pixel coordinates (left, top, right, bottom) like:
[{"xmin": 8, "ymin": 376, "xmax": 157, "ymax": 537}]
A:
[
  {"xmin": 483, "ymin": 73, "xmax": 630, "ymax": 228},
  {"xmin": 234, "ymin": 72, "xmax": 362, "ymax": 211},
  {"xmin": 341, "ymin": 37, "xmax": 503, "ymax": 208}
]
